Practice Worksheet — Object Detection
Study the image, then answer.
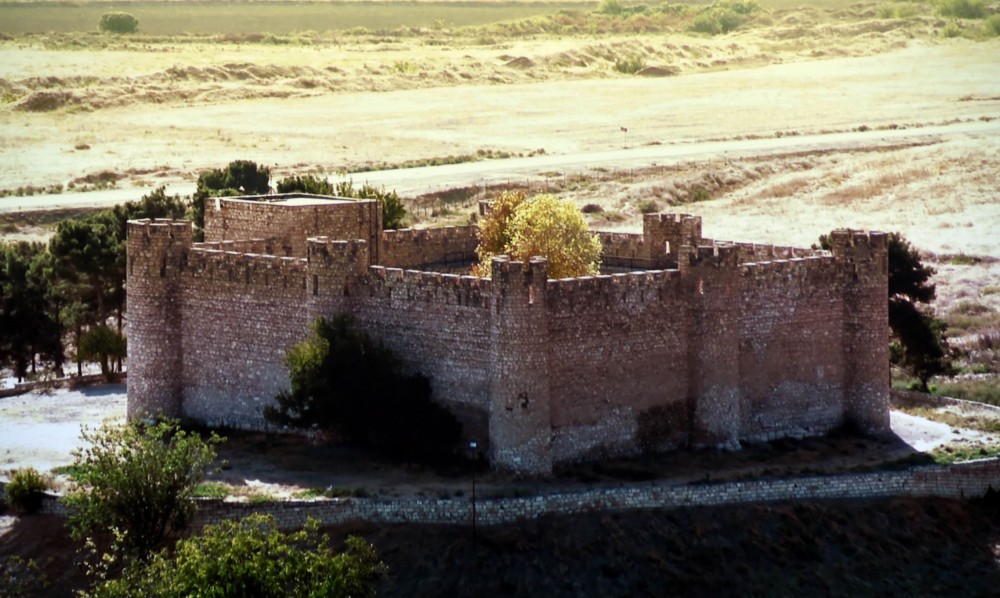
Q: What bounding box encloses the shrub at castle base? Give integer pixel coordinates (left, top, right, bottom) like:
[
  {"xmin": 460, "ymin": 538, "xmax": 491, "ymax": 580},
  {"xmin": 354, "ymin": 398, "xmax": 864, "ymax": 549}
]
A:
[
  {"xmin": 263, "ymin": 315, "xmax": 461, "ymax": 463},
  {"xmin": 126, "ymin": 193, "xmax": 889, "ymax": 475}
]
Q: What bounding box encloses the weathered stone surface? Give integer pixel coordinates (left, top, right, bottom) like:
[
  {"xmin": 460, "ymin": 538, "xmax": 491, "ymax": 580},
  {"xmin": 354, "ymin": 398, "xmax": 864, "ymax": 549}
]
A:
[{"xmin": 127, "ymin": 196, "xmax": 890, "ymax": 475}]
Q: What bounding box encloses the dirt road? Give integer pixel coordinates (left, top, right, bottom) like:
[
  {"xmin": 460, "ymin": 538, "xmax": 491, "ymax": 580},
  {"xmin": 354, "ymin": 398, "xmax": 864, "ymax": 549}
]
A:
[{"xmin": 3, "ymin": 118, "xmax": 996, "ymax": 214}]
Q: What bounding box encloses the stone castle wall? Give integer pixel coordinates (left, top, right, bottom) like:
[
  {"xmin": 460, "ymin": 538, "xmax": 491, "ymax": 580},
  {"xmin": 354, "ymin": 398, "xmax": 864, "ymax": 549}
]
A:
[
  {"xmin": 381, "ymin": 226, "xmax": 478, "ymax": 270},
  {"xmin": 127, "ymin": 197, "xmax": 889, "ymax": 475},
  {"xmin": 204, "ymin": 194, "xmax": 382, "ymax": 261}
]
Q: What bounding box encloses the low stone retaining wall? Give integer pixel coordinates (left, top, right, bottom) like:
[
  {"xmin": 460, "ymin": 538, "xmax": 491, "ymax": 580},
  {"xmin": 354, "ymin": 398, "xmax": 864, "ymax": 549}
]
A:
[
  {"xmin": 191, "ymin": 458, "xmax": 1000, "ymax": 531},
  {"xmin": 6, "ymin": 459, "xmax": 997, "ymax": 530},
  {"xmin": 0, "ymin": 372, "xmax": 126, "ymax": 399},
  {"xmin": 890, "ymin": 388, "xmax": 1000, "ymax": 416}
]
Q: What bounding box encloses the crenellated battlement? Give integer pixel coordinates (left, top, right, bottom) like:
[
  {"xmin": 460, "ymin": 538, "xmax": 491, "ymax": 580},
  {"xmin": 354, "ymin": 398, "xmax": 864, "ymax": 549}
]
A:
[
  {"xmin": 381, "ymin": 225, "xmax": 478, "ymax": 270},
  {"xmin": 740, "ymin": 255, "xmax": 839, "ymax": 286},
  {"xmin": 546, "ymin": 269, "xmax": 681, "ymax": 311},
  {"xmin": 196, "ymin": 238, "xmax": 276, "ymax": 255},
  {"xmin": 365, "ymin": 266, "xmax": 492, "ymax": 308},
  {"xmin": 829, "ymin": 229, "xmax": 888, "ymax": 249},
  {"xmin": 306, "ymin": 236, "xmax": 370, "ymax": 278},
  {"xmin": 383, "ymin": 225, "xmax": 478, "ymax": 244},
  {"xmin": 679, "ymin": 242, "xmax": 740, "ymax": 274},
  {"xmin": 491, "ymin": 255, "xmax": 549, "ymax": 288},
  {"xmin": 730, "ymin": 242, "xmax": 819, "ymax": 264},
  {"xmin": 186, "ymin": 247, "xmax": 307, "ymax": 287},
  {"xmin": 128, "ymin": 218, "xmax": 194, "ymax": 239},
  {"xmin": 127, "ymin": 199, "xmax": 890, "ymax": 476}
]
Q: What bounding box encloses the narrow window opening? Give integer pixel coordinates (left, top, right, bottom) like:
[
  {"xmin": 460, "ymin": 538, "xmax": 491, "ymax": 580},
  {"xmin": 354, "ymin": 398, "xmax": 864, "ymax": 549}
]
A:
[{"xmin": 312, "ymin": 274, "xmax": 319, "ymax": 296}]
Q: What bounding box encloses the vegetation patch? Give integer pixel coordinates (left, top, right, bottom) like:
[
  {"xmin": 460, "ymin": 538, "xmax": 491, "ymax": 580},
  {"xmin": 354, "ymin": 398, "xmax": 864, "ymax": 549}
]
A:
[
  {"xmin": 3, "ymin": 467, "xmax": 51, "ymax": 514},
  {"xmin": 933, "ymin": 378, "xmax": 1000, "ymax": 407},
  {"xmin": 265, "ymin": 316, "xmax": 462, "ymax": 464}
]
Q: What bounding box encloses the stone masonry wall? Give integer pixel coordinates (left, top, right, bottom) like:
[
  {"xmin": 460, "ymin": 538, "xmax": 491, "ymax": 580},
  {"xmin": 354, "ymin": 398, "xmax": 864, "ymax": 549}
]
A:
[
  {"xmin": 179, "ymin": 248, "xmax": 311, "ymax": 429},
  {"xmin": 348, "ymin": 267, "xmax": 495, "ymax": 441},
  {"xmin": 737, "ymin": 257, "xmax": 847, "ymax": 441},
  {"xmin": 545, "ymin": 271, "xmax": 690, "ymax": 461},
  {"xmin": 381, "ymin": 226, "xmax": 478, "ymax": 270},
  {"xmin": 204, "ymin": 195, "xmax": 381, "ymax": 261},
  {"xmin": 127, "ymin": 206, "xmax": 889, "ymax": 474}
]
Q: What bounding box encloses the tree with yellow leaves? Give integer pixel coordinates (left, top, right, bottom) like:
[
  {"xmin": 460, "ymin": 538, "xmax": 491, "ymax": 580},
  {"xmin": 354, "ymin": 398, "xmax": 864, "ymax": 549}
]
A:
[{"xmin": 474, "ymin": 192, "xmax": 601, "ymax": 279}]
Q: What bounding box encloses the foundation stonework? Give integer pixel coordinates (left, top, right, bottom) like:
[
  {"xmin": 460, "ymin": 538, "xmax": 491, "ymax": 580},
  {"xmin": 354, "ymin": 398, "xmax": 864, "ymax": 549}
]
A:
[{"xmin": 127, "ymin": 194, "xmax": 890, "ymax": 475}]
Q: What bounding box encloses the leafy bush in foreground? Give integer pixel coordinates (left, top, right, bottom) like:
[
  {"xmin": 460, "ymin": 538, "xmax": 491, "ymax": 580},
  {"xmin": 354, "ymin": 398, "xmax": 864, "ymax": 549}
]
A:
[
  {"xmin": 86, "ymin": 514, "xmax": 384, "ymax": 598},
  {"xmin": 65, "ymin": 419, "xmax": 223, "ymax": 556}
]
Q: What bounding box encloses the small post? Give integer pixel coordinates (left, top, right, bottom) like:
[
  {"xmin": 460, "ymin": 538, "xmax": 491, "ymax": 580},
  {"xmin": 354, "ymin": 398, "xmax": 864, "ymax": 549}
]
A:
[
  {"xmin": 620, "ymin": 126, "xmax": 628, "ymax": 148},
  {"xmin": 469, "ymin": 439, "xmax": 478, "ymax": 546}
]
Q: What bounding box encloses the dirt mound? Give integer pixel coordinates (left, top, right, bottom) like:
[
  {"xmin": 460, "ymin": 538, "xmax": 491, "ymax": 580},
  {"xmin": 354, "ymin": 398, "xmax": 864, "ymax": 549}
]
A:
[
  {"xmin": 636, "ymin": 65, "xmax": 679, "ymax": 77},
  {"xmin": 13, "ymin": 91, "xmax": 75, "ymax": 112},
  {"xmin": 504, "ymin": 56, "xmax": 535, "ymax": 69},
  {"xmin": 0, "ymin": 513, "xmax": 86, "ymax": 597}
]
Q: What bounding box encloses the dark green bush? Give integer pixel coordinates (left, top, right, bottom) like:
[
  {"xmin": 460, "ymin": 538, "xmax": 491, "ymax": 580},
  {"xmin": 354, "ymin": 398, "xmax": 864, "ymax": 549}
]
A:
[
  {"xmin": 65, "ymin": 419, "xmax": 223, "ymax": 556},
  {"xmin": 87, "ymin": 514, "xmax": 384, "ymax": 598},
  {"xmin": 276, "ymin": 174, "xmax": 333, "ymax": 195},
  {"xmin": 688, "ymin": 1, "xmax": 757, "ymax": 35},
  {"xmin": 637, "ymin": 199, "xmax": 660, "ymax": 214},
  {"xmin": 334, "ymin": 180, "xmax": 407, "ymax": 230},
  {"xmin": 936, "ymin": 0, "xmax": 986, "ymax": 18},
  {"xmin": 265, "ymin": 316, "xmax": 462, "ymax": 464},
  {"xmin": 4, "ymin": 467, "xmax": 50, "ymax": 514},
  {"xmin": 985, "ymin": 14, "xmax": 1000, "ymax": 35},
  {"xmin": 98, "ymin": 12, "xmax": 139, "ymax": 34},
  {"xmin": 0, "ymin": 556, "xmax": 49, "ymax": 597}
]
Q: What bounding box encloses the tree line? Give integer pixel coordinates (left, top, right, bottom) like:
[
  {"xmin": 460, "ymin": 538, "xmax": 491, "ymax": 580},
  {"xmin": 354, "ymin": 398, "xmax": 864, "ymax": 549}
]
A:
[{"xmin": 0, "ymin": 161, "xmax": 406, "ymax": 382}]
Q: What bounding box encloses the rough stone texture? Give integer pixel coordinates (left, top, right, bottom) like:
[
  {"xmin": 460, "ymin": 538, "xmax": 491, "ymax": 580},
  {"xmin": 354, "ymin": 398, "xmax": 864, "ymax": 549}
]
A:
[
  {"xmin": 9, "ymin": 459, "xmax": 999, "ymax": 527},
  {"xmin": 189, "ymin": 458, "xmax": 1000, "ymax": 530},
  {"xmin": 381, "ymin": 226, "xmax": 478, "ymax": 271},
  {"xmin": 127, "ymin": 197, "xmax": 890, "ymax": 475},
  {"xmin": 203, "ymin": 194, "xmax": 382, "ymax": 261}
]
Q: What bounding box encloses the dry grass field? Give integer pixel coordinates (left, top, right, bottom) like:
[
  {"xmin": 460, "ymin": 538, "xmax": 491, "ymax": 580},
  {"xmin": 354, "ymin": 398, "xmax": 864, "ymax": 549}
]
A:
[
  {"xmin": 3, "ymin": 3, "xmax": 1000, "ymax": 594},
  {"xmin": 1, "ymin": 0, "xmax": 999, "ymax": 376}
]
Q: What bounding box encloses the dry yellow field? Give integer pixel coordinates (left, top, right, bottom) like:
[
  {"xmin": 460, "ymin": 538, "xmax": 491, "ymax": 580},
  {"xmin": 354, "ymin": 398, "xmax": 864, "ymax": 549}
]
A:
[{"xmin": 1, "ymin": 0, "xmax": 998, "ymax": 271}]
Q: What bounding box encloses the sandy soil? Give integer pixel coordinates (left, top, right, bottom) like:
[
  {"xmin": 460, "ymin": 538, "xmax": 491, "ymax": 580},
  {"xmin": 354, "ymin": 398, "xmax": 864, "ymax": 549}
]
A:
[{"xmin": 0, "ymin": 385, "xmax": 126, "ymax": 474}]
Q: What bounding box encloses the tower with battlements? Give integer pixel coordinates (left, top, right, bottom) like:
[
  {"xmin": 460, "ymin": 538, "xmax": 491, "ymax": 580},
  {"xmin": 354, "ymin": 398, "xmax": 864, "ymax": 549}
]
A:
[{"xmin": 126, "ymin": 194, "xmax": 889, "ymax": 475}]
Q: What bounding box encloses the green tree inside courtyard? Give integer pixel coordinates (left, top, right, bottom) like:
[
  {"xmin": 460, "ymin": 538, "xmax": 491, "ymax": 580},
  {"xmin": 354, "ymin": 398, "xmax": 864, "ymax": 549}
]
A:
[{"xmin": 474, "ymin": 191, "xmax": 601, "ymax": 278}]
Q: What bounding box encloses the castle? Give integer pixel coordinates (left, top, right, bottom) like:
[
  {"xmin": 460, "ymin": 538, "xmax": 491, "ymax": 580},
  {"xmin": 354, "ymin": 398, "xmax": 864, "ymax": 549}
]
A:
[{"xmin": 126, "ymin": 194, "xmax": 889, "ymax": 475}]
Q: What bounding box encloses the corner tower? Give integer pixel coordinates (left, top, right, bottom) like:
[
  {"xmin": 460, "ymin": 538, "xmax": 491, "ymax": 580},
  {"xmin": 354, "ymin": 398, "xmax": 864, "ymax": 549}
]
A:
[
  {"xmin": 126, "ymin": 219, "xmax": 191, "ymax": 420},
  {"xmin": 489, "ymin": 256, "xmax": 552, "ymax": 475},
  {"xmin": 830, "ymin": 229, "xmax": 890, "ymax": 434}
]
